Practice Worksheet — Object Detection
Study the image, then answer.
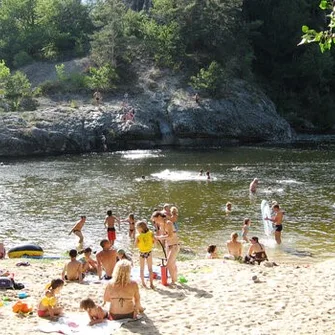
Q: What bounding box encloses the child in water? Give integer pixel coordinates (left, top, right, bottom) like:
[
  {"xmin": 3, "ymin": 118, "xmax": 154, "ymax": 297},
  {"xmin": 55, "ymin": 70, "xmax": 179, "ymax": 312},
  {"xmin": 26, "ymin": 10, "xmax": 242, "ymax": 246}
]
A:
[
  {"xmin": 104, "ymin": 210, "xmax": 120, "ymax": 246},
  {"xmin": 80, "ymin": 298, "xmax": 109, "ymax": 326},
  {"xmin": 225, "ymin": 202, "xmax": 232, "ymax": 215},
  {"xmin": 206, "ymin": 245, "xmax": 219, "ymax": 259},
  {"xmin": 38, "ymin": 279, "xmax": 64, "ymax": 318},
  {"xmin": 120, "ymin": 213, "xmax": 136, "ymax": 239},
  {"xmin": 135, "ymin": 221, "xmax": 155, "ymax": 289},
  {"xmin": 241, "ymin": 218, "xmax": 251, "ymax": 242}
]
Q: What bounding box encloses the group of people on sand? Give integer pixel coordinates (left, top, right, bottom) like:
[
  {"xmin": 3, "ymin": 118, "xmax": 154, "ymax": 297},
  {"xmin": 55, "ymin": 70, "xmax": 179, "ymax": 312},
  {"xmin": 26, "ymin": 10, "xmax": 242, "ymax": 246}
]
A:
[
  {"xmin": 206, "ymin": 177, "xmax": 285, "ymax": 264},
  {"xmin": 40, "ymin": 204, "xmax": 180, "ymax": 324},
  {"xmin": 206, "ymin": 228, "xmax": 268, "ymax": 265},
  {"xmin": 38, "ymin": 260, "xmax": 145, "ymax": 324}
]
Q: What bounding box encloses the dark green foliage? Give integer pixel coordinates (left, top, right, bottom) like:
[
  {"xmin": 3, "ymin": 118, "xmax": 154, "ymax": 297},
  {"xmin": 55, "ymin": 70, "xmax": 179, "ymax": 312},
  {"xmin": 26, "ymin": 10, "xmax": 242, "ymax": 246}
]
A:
[
  {"xmin": 243, "ymin": 0, "xmax": 335, "ymax": 131},
  {"xmin": 0, "ymin": 0, "xmax": 93, "ymax": 66},
  {"xmin": 0, "ymin": 60, "xmax": 34, "ymax": 111},
  {"xmin": 190, "ymin": 61, "xmax": 226, "ymax": 97}
]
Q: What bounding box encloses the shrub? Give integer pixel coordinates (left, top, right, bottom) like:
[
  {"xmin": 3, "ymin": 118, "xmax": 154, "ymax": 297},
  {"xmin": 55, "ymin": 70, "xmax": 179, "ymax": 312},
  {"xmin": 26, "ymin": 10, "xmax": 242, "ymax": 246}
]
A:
[
  {"xmin": 189, "ymin": 61, "xmax": 226, "ymax": 97},
  {"xmin": 86, "ymin": 65, "xmax": 119, "ymax": 91},
  {"xmin": 13, "ymin": 51, "xmax": 34, "ymax": 68}
]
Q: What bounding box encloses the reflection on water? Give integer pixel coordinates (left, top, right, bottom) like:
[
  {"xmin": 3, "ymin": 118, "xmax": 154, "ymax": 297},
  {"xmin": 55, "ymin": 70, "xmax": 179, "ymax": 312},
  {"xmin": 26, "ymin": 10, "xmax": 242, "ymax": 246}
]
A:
[{"xmin": 0, "ymin": 147, "xmax": 334, "ymax": 263}]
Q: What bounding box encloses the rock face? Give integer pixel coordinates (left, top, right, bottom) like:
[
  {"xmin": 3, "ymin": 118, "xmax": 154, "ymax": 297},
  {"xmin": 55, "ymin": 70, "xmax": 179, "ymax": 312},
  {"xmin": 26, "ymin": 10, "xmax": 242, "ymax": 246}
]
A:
[{"xmin": 0, "ymin": 79, "xmax": 294, "ymax": 157}]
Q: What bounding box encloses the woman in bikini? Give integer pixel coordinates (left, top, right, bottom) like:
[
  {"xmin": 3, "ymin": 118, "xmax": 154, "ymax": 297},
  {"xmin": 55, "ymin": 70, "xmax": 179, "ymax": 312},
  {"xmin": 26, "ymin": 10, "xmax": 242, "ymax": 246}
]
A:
[
  {"xmin": 120, "ymin": 213, "xmax": 136, "ymax": 239},
  {"xmin": 244, "ymin": 236, "xmax": 268, "ymax": 265},
  {"xmin": 103, "ymin": 260, "xmax": 144, "ymax": 320},
  {"xmin": 152, "ymin": 211, "xmax": 180, "ymax": 286}
]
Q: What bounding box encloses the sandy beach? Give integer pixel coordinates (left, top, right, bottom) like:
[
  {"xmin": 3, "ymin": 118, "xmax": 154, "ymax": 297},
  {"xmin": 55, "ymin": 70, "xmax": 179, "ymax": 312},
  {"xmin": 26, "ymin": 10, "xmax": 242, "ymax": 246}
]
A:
[{"xmin": 0, "ymin": 256, "xmax": 334, "ymax": 335}]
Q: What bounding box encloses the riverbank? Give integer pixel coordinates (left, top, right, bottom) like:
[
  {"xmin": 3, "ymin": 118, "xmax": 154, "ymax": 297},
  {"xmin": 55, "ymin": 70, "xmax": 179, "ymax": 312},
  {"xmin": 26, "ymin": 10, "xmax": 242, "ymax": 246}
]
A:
[{"xmin": 0, "ymin": 257, "xmax": 334, "ymax": 335}]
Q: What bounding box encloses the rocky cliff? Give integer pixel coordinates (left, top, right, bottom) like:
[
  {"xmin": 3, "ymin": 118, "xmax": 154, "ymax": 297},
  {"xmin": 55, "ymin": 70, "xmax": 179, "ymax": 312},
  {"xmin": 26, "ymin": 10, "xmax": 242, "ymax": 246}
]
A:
[{"xmin": 0, "ymin": 77, "xmax": 294, "ymax": 157}]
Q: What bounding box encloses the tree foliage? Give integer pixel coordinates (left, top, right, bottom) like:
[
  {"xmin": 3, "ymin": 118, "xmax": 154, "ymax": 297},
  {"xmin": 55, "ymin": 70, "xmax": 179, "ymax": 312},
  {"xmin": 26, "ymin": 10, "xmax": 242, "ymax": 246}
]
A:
[
  {"xmin": 0, "ymin": 0, "xmax": 93, "ymax": 66},
  {"xmin": 299, "ymin": 1, "xmax": 335, "ymax": 52},
  {"xmin": 0, "ymin": 60, "xmax": 33, "ymax": 110},
  {"xmin": 0, "ymin": 0, "xmax": 334, "ymax": 129},
  {"xmin": 190, "ymin": 61, "xmax": 225, "ymax": 97}
]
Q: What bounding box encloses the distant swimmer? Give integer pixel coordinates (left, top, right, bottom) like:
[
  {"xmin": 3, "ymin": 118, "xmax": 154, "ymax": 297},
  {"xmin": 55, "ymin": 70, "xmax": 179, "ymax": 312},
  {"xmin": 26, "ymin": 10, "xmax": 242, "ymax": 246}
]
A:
[
  {"xmin": 225, "ymin": 202, "xmax": 232, "ymax": 215},
  {"xmin": 249, "ymin": 178, "xmax": 259, "ymax": 193},
  {"xmin": 206, "ymin": 171, "xmax": 211, "ymax": 180},
  {"xmin": 199, "ymin": 169, "xmax": 204, "ymax": 176},
  {"xmin": 69, "ymin": 216, "xmax": 86, "ymax": 246},
  {"xmin": 266, "ymin": 204, "xmax": 284, "ymax": 244}
]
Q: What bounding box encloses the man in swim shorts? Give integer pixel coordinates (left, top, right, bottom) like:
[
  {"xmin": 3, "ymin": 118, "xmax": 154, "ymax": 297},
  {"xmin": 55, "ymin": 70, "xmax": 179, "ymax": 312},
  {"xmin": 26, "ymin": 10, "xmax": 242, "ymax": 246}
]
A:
[
  {"xmin": 96, "ymin": 240, "xmax": 117, "ymax": 280},
  {"xmin": 104, "ymin": 210, "xmax": 120, "ymax": 246},
  {"xmin": 267, "ymin": 204, "xmax": 284, "ymax": 244}
]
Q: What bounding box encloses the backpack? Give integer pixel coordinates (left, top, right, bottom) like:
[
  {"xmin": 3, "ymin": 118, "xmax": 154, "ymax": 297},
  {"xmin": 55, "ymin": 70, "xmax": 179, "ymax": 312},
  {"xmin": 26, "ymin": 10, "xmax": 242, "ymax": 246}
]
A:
[{"xmin": 0, "ymin": 277, "xmax": 14, "ymax": 290}]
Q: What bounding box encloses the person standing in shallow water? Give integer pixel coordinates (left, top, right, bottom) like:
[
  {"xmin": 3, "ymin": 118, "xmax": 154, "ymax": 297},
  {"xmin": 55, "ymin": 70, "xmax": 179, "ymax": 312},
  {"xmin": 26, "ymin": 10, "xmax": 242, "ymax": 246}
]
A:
[
  {"xmin": 249, "ymin": 178, "xmax": 258, "ymax": 193},
  {"xmin": 104, "ymin": 210, "xmax": 120, "ymax": 246},
  {"xmin": 266, "ymin": 204, "xmax": 284, "ymax": 244},
  {"xmin": 69, "ymin": 216, "xmax": 86, "ymax": 246}
]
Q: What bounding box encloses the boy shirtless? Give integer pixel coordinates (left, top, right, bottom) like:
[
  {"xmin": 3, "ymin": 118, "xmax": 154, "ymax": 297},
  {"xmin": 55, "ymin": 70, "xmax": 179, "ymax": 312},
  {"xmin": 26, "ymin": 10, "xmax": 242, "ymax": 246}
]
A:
[
  {"xmin": 266, "ymin": 204, "xmax": 284, "ymax": 244},
  {"xmin": 96, "ymin": 240, "xmax": 117, "ymax": 280},
  {"xmin": 62, "ymin": 249, "xmax": 83, "ymax": 283},
  {"xmin": 226, "ymin": 232, "xmax": 242, "ymax": 259},
  {"xmin": 104, "ymin": 210, "xmax": 120, "ymax": 246},
  {"xmin": 69, "ymin": 216, "xmax": 86, "ymax": 245}
]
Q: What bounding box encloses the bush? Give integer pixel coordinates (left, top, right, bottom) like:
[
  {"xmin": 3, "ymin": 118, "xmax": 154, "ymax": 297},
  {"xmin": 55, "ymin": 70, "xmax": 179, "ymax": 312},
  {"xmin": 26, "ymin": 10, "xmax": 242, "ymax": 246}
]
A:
[
  {"xmin": 189, "ymin": 61, "xmax": 226, "ymax": 97},
  {"xmin": 86, "ymin": 65, "xmax": 119, "ymax": 91},
  {"xmin": 13, "ymin": 51, "xmax": 34, "ymax": 68}
]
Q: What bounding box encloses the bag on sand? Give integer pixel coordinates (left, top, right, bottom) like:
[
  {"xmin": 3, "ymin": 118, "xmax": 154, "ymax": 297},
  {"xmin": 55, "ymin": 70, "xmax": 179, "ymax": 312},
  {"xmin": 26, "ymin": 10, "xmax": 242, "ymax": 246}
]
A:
[
  {"xmin": 0, "ymin": 276, "xmax": 24, "ymax": 290},
  {"xmin": 0, "ymin": 276, "xmax": 14, "ymax": 289}
]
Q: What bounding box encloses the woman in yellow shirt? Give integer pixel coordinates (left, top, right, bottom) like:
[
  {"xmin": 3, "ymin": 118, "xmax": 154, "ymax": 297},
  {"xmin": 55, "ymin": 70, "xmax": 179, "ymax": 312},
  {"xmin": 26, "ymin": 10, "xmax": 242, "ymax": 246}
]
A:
[{"xmin": 135, "ymin": 221, "xmax": 155, "ymax": 289}]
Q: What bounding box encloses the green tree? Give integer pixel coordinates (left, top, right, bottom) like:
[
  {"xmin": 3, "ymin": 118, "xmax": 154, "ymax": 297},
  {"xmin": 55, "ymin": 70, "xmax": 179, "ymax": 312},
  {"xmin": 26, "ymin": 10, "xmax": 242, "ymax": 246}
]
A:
[
  {"xmin": 90, "ymin": 0, "xmax": 128, "ymax": 67},
  {"xmin": 190, "ymin": 61, "xmax": 225, "ymax": 97},
  {"xmin": 5, "ymin": 71, "xmax": 32, "ymax": 110},
  {"xmin": 243, "ymin": 0, "xmax": 335, "ymax": 130},
  {"xmin": 300, "ymin": 1, "xmax": 335, "ymax": 52},
  {"xmin": 86, "ymin": 65, "xmax": 119, "ymax": 91},
  {"xmin": 0, "ymin": 60, "xmax": 33, "ymax": 110},
  {"xmin": 0, "ymin": 60, "xmax": 11, "ymax": 96}
]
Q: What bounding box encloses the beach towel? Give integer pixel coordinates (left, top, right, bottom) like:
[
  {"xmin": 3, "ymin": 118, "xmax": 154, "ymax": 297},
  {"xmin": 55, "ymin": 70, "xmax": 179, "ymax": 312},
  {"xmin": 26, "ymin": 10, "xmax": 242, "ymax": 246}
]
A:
[{"xmin": 35, "ymin": 313, "xmax": 139, "ymax": 335}]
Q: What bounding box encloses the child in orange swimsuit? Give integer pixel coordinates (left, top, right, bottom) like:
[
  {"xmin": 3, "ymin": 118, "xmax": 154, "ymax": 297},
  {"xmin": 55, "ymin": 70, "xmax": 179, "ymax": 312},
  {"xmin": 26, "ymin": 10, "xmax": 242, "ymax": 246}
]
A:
[{"xmin": 38, "ymin": 279, "xmax": 64, "ymax": 318}]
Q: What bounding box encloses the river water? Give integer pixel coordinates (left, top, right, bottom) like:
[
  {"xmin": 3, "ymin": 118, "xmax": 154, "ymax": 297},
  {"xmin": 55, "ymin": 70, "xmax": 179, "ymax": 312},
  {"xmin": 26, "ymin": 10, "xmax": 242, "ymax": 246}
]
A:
[{"xmin": 0, "ymin": 146, "xmax": 334, "ymax": 263}]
